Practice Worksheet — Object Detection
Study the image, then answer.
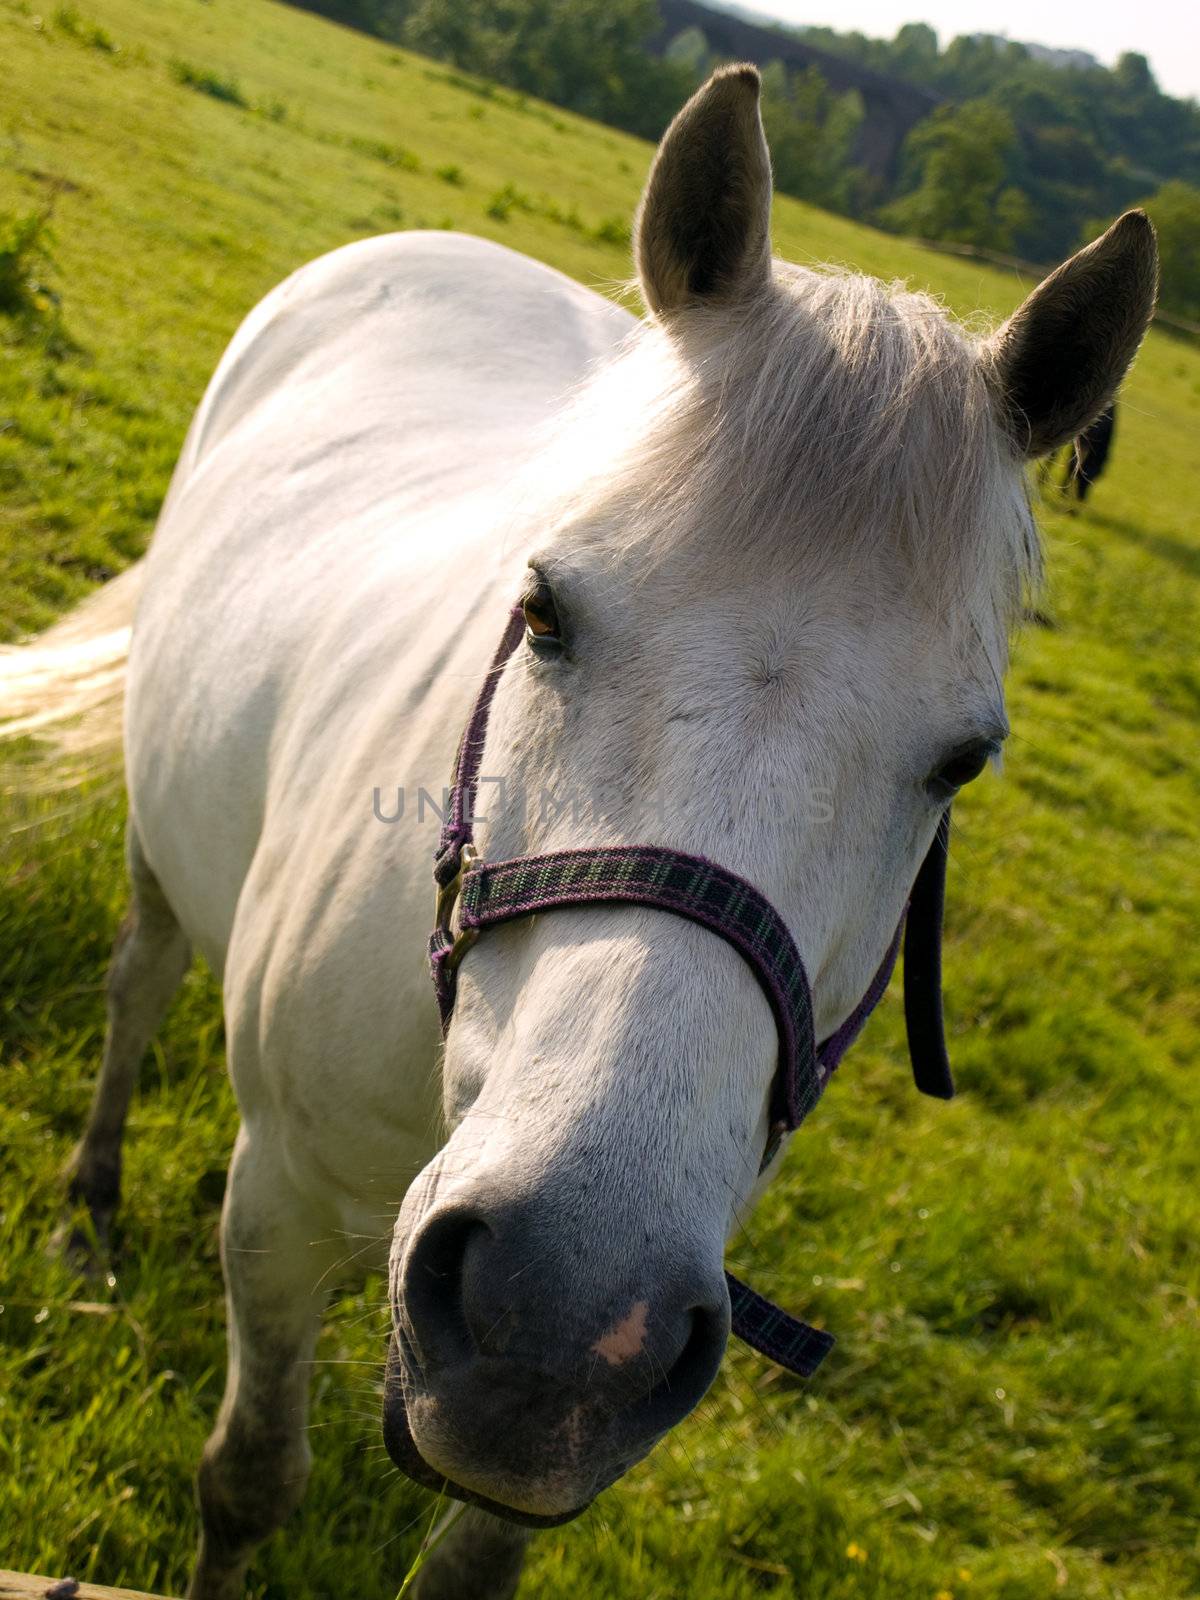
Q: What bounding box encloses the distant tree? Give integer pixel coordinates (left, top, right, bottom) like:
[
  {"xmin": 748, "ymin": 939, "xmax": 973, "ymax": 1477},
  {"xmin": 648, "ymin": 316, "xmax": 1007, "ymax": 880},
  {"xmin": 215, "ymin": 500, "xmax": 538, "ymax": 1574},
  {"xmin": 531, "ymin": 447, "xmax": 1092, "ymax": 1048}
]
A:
[
  {"xmin": 932, "ymin": 33, "xmax": 1029, "ymax": 98},
  {"xmin": 664, "ymin": 25, "xmax": 709, "ymax": 77},
  {"xmin": 1134, "ymin": 181, "xmax": 1200, "ymax": 322},
  {"xmin": 292, "ymin": 0, "xmax": 413, "ymax": 35},
  {"xmin": 800, "ymin": 24, "xmax": 887, "ymax": 74},
  {"xmin": 882, "ymin": 99, "xmax": 1031, "ymax": 252},
  {"xmin": 800, "ymin": 18, "xmax": 1200, "ymax": 262},
  {"xmin": 1112, "ymin": 51, "xmax": 1155, "ymax": 97},
  {"xmin": 760, "ymin": 61, "xmax": 866, "ymax": 214},
  {"xmin": 890, "ymin": 21, "xmax": 938, "ymax": 80},
  {"xmin": 403, "ymin": 0, "xmax": 692, "ymax": 138}
]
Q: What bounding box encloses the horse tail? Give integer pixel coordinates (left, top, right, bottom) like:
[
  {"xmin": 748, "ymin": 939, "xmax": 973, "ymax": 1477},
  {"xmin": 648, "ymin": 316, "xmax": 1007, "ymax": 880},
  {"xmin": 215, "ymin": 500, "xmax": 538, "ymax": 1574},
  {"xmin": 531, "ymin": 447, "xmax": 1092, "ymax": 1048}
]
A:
[{"xmin": 0, "ymin": 562, "xmax": 142, "ymax": 783}]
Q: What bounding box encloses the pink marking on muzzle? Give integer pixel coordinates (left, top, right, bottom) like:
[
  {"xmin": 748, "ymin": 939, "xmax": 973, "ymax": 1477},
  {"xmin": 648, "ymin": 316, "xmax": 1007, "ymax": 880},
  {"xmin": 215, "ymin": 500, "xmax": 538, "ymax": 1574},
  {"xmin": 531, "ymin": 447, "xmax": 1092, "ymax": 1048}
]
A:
[{"xmin": 591, "ymin": 1301, "xmax": 650, "ymax": 1366}]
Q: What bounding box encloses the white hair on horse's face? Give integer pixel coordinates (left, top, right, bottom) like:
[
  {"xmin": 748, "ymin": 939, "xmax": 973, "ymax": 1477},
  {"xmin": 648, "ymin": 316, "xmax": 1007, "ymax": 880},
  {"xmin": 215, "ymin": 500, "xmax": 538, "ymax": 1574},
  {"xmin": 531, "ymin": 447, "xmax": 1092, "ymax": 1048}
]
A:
[
  {"xmin": 465, "ymin": 262, "xmax": 1029, "ymax": 1084},
  {"xmin": 527, "ymin": 258, "xmax": 1040, "ymax": 665}
]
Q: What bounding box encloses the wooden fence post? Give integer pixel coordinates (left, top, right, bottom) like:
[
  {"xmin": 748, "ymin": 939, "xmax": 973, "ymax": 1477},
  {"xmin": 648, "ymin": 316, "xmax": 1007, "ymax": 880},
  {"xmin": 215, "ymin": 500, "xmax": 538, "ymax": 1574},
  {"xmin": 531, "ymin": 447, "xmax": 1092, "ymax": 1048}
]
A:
[{"xmin": 0, "ymin": 1571, "xmax": 177, "ymax": 1600}]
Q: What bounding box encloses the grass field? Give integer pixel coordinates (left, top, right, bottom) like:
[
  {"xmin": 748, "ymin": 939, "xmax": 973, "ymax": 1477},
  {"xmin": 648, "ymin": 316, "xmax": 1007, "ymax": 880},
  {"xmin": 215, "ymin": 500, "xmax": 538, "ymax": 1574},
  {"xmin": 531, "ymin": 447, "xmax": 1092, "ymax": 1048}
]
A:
[{"xmin": 1, "ymin": 1, "xmax": 1198, "ymax": 1597}]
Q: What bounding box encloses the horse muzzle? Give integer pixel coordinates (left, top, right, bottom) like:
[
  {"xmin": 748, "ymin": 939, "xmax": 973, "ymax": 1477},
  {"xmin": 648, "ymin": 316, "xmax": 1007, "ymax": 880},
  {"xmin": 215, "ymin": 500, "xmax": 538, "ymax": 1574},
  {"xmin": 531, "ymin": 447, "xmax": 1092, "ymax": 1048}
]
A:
[{"xmin": 382, "ymin": 1196, "xmax": 730, "ymax": 1523}]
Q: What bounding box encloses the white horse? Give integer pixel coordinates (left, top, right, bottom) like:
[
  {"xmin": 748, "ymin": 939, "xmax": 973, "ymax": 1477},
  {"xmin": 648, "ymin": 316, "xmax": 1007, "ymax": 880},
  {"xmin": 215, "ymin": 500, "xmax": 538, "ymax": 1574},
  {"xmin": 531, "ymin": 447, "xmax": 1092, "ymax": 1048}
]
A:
[{"xmin": 3, "ymin": 66, "xmax": 1156, "ymax": 1600}]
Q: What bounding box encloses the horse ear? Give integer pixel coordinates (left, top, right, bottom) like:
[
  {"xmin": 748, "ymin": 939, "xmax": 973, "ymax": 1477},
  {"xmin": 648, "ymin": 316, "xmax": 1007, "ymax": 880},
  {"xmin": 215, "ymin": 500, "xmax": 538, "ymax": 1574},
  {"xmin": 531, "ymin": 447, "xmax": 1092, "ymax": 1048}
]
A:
[
  {"xmin": 634, "ymin": 64, "xmax": 773, "ymax": 319},
  {"xmin": 985, "ymin": 210, "xmax": 1158, "ymax": 458}
]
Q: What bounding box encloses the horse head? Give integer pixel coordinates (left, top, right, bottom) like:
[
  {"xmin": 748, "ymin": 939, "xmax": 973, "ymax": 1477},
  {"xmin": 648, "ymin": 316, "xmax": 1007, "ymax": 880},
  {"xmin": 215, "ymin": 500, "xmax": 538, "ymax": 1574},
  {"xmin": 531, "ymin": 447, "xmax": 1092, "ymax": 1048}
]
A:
[{"xmin": 384, "ymin": 65, "xmax": 1157, "ymax": 1522}]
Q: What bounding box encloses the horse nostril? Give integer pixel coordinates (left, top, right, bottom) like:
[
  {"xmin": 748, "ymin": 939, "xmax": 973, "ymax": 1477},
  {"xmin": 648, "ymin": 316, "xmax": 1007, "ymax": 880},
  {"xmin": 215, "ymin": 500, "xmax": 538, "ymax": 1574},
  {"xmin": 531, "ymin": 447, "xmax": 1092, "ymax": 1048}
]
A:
[
  {"xmin": 400, "ymin": 1202, "xmax": 729, "ymax": 1450},
  {"xmin": 627, "ymin": 1298, "xmax": 728, "ymax": 1439},
  {"xmin": 401, "ymin": 1208, "xmax": 489, "ymax": 1370}
]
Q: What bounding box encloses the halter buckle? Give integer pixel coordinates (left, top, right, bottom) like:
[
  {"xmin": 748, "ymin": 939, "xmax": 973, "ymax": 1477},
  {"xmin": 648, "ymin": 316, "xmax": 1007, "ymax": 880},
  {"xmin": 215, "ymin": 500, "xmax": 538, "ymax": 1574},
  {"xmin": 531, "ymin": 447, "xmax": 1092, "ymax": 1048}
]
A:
[
  {"xmin": 435, "ymin": 844, "xmax": 478, "ymax": 968},
  {"xmin": 445, "ymin": 922, "xmax": 481, "ymax": 974}
]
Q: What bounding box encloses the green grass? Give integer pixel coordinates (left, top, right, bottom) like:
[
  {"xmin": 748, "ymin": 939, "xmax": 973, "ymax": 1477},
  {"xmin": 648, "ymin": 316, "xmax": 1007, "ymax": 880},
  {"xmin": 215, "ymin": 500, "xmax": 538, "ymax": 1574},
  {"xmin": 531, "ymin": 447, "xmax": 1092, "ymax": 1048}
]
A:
[{"xmin": 1, "ymin": 1, "xmax": 1198, "ymax": 1597}]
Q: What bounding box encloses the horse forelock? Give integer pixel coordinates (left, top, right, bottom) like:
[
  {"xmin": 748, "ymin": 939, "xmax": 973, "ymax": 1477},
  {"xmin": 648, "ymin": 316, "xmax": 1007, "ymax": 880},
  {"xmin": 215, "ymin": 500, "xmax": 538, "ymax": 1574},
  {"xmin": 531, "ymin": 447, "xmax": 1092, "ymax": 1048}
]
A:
[{"xmin": 527, "ymin": 260, "xmax": 1041, "ymax": 657}]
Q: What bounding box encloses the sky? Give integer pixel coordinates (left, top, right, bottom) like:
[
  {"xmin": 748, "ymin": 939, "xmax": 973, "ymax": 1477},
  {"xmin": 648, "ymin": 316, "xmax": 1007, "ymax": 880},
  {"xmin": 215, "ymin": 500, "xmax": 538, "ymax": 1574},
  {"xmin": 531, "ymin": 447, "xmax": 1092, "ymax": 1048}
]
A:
[{"xmin": 747, "ymin": 0, "xmax": 1200, "ymax": 101}]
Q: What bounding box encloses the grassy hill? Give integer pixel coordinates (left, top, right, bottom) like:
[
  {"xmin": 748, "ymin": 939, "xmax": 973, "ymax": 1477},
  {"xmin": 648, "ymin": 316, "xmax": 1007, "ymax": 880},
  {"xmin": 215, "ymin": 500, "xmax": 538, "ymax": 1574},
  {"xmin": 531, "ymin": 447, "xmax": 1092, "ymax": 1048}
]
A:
[{"xmin": 2, "ymin": 2, "xmax": 1198, "ymax": 1598}]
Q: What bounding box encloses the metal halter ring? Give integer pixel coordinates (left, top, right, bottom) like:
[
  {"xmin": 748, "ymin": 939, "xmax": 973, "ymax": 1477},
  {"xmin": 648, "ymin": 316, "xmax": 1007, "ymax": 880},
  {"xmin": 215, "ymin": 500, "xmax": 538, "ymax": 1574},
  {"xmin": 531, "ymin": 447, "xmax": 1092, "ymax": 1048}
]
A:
[{"xmin": 435, "ymin": 844, "xmax": 481, "ymax": 976}]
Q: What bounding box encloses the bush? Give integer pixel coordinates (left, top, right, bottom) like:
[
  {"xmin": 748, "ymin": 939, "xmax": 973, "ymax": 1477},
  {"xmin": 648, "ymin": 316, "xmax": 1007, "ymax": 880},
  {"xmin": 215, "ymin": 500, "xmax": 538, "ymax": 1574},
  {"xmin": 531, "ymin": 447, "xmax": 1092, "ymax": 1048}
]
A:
[
  {"xmin": 485, "ymin": 183, "xmax": 530, "ymax": 222},
  {"xmin": 54, "ymin": 4, "xmax": 117, "ymax": 52},
  {"xmin": 169, "ymin": 59, "xmax": 247, "ymax": 107},
  {"xmin": 0, "ymin": 210, "xmax": 54, "ymax": 316},
  {"xmin": 346, "ymin": 135, "xmax": 420, "ymax": 170},
  {"xmin": 593, "ymin": 215, "xmax": 631, "ymax": 248},
  {"xmin": 881, "ymin": 99, "xmax": 1031, "ymax": 253},
  {"xmin": 403, "ymin": 0, "xmax": 694, "ymax": 140},
  {"xmin": 1134, "ymin": 181, "xmax": 1200, "ymax": 323}
]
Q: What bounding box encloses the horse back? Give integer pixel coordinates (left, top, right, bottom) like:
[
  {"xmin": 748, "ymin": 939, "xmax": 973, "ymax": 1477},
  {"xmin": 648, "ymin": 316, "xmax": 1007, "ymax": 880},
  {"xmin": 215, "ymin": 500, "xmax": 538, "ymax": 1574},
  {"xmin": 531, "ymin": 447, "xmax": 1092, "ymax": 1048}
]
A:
[{"xmin": 125, "ymin": 232, "xmax": 631, "ymax": 975}]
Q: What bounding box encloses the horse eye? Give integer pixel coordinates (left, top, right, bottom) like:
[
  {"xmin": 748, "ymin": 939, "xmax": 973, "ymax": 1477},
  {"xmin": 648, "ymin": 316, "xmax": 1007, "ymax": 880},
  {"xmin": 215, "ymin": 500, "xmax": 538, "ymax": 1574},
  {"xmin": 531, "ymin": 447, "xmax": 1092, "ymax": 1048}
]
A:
[
  {"xmin": 928, "ymin": 741, "xmax": 996, "ymax": 797},
  {"xmin": 523, "ymin": 581, "xmax": 562, "ymax": 649}
]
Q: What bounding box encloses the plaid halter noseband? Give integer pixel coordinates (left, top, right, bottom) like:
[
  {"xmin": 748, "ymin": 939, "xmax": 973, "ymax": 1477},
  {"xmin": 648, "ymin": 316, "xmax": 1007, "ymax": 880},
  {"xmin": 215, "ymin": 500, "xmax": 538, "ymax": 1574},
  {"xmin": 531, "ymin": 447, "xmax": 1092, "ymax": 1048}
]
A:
[{"xmin": 430, "ymin": 605, "xmax": 955, "ymax": 1380}]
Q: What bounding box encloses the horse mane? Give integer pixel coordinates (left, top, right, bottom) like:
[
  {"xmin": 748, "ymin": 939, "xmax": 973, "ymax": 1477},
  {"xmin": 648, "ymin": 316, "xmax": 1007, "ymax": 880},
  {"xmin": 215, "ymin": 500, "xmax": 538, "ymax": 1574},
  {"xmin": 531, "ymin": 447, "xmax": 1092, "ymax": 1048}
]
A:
[{"xmin": 529, "ymin": 260, "xmax": 1042, "ymax": 649}]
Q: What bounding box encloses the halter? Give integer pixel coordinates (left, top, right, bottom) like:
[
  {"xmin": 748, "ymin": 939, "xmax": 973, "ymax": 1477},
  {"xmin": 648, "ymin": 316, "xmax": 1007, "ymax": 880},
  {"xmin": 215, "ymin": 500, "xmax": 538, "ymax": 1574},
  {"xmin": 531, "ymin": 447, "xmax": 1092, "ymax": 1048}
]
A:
[{"xmin": 430, "ymin": 606, "xmax": 954, "ymax": 1379}]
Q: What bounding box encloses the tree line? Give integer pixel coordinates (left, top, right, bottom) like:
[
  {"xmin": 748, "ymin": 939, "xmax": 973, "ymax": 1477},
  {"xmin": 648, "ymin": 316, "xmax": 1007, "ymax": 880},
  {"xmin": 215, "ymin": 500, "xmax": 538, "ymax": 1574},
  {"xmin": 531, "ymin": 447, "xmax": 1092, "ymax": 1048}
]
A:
[
  {"xmin": 803, "ymin": 22, "xmax": 1200, "ymax": 320},
  {"xmin": 291, "ymin": 0, "xmax": 1200, "ymax": 323}
]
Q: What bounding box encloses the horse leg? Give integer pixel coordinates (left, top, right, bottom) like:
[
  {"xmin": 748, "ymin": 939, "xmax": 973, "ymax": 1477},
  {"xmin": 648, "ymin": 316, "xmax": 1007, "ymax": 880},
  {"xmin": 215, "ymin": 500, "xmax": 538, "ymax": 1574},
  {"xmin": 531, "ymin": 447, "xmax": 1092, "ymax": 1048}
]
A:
[
  {"xmin": 188, "ymin": 1127, "xmax": 336, "ymax": 1600},
  {"xmin": 66, "ymin": 826, "xmax": 191, "ymax": 1249},
  {"xmin": 412, "ymin": 1506, "xmax": 533, "ymax": 1600}
]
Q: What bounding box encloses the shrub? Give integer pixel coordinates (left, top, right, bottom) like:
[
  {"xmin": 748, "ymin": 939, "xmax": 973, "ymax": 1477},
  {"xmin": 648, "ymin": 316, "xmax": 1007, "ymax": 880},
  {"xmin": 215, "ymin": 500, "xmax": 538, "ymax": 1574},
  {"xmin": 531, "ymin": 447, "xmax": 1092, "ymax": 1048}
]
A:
[
  {"xmin": 169, "ymin": 59, "xmax": 247, "ymax": 107},
  {"xmin": 593, "ymin": 215, "xmax": 631, "ymax": 248},
  {"xmin": 1132, "ymin": 181, "xmax": 1200, "ymax": 324},
  {"xmin": 486, "ymin": 183, "xmax": 531, "ymax": 222},
  {"xmin": 54, "ymin": 4, "xmax": 116, "ymax": 52},
  {"xmin": 347, "ymin": 136, "xmax": 420, "ymax": 171},
  {"xmin": 435, "ymin": 163, "xmax": 464, "ymax": 186},
  {"xmin": 0, "ymin": 210, "xmax": 54, "ymax": 316},
  {"xmin": 538, "ymin": 197, "xmax": 582, "ymax": 231}
]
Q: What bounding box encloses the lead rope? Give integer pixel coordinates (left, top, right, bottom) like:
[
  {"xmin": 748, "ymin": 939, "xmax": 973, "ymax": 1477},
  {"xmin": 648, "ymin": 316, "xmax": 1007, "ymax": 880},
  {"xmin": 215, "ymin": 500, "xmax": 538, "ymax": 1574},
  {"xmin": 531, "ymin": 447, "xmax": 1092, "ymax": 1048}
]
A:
[{"xmin": 430, "ymin": 605, "xmax": 954, "ymax": 1379}]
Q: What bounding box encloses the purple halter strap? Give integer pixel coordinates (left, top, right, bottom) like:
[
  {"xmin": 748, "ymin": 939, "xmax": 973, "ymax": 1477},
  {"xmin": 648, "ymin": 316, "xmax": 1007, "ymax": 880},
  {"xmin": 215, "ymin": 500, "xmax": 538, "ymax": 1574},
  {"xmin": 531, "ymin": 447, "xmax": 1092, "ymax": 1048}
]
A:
[{"xmin": 430, "ymin": 606, "xmax": 954, "ymax": 1380}]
